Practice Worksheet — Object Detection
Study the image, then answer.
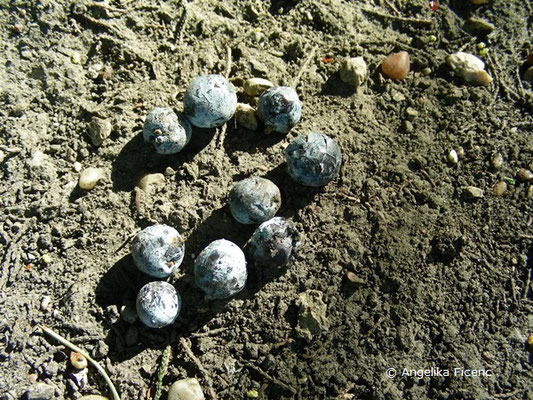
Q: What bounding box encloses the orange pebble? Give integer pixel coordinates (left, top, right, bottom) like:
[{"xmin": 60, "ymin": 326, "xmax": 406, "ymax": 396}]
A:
[{"xmin": 382, "ymin": 51, "xmax": 410, "ymax": 80}]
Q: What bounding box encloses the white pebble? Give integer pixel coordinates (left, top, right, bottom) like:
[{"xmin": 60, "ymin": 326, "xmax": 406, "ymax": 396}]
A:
[
  {"xmin": 243, "ymin": 78, "xmax": 274, "ymax": 97},
  {"xmin": 464, "ymin": 186, "xmax": 484, "ymax": 199},
  {"xmin": 339, "ymin": 56, "xmax": 367, "ymax": 88},
  {"xmin": 448, "ymin": 149, "xmax": 459, "ymax": 164},
  {"xmin": 40, "ymin": 296, "xmax": 51, "ymax": 311},
  {"xmin": 235, "ymin": 103, "xmax": 258, "ymax": 130},
  {"xmin": 79, "ymin": 167, "xmax": 101, "ymax": 190},
  {"xmin": 446, "ymin": 52, "xmax": 492, "ymax": 86},
  {"xmin": 168, "ymin": 378, "xmax": 205, "ymax": 400},
  {"xmin": 73, "ymin": 162, "xmax": 82, "ymax": 172},
  {"xmin": 446, "ymin": 52, "xmax": 485, "ymax": 74}
]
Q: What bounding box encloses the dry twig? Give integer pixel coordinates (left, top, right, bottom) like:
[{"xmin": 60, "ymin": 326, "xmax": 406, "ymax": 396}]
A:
[
  {"xmin": 41, "ymin": 326, "xmax": 121, "ymax": 400},
  {"xmin": 361, "ymin": 7, "xmax": 432, "ymax": 26},
  {"xmin": 244, "ymin": 362, "xmax": 297, "ymax": 395},
  {"xmin": 291, "ymin": 46, "xmax": 317, "ymax": 89},
  {"xmin": 179, "ymin": 337, "xmax": 218, "ymax": 400}
]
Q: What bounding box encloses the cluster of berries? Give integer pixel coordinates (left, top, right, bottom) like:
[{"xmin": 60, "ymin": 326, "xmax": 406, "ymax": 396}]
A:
[{"xmin": 134, "ymin": 74, "xmax": 343, "ymax": 328}]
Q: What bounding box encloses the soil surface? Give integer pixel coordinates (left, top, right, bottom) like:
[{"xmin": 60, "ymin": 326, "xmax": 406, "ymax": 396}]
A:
[{"xmin": 1, "ymin": 1, "xmax": 532, "ymax": 399}]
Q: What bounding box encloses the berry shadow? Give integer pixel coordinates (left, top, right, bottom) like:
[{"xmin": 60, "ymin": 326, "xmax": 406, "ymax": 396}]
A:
[
  {"xmin": 321, "ymin": 72, "xmax": 356, "ymax": 97},
  {"xmin": 94, "ymin": 202, "xmax": 304, "ymax": 361},
  {"xmin": 261, "ymin": 163, "xmax": 323, "ymax": 217},
  {"xmin": 111, "ymin": 127, "xmax": 215, "ymax": 192},
  {"xmin": 222, "ymin": 121, "xmax": 286, "ymax": 154}
]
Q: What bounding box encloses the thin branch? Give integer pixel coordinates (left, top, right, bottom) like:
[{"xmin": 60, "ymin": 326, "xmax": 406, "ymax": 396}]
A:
[
  {"xmin": 291, "ymin": 46, "xmax": 317, "ymax": 89},
  {"xmin": 41, "ymin": 326, "xmax": 121, "ymax": 400},
  {"xmin": 361, "ymin": 7, "xmax": 433, "ymax": 26},
  {"xmin": 179, "ymin": 337, "xmax": 217, "ymax": 400}
]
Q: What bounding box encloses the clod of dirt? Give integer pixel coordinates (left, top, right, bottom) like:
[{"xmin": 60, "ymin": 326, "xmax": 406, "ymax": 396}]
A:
[
  {"xmin": 23, "ymin": 382, "xmax": 56, "ymax": 400},
  {"xmin": 295, "ymin": 290, "xmax": 330, "ymax": 341},
  {"xmin": 340, "ymin": 56, "xmax": 367, "ymax": 88},
  {"xmin": 235, "ymin": 103, "xmax": 258, "ymax": 131},
  {"xmin": 243, "ymin": 77, "xmax": 274, "ymax": 97},
  {"xmin": 87, "ymin": 117, "xmax": 111, "ymax": 147},
  {"xmin": 168, "ymin": 378, "xmax": 205, "ymax": 400},
  {"xmin": 463, "ymin": 186, "xmax": 485, "ymax": 199},
  {"xmin": 137, "ymin": 173, "xmax": 165, "ymax": 192}
]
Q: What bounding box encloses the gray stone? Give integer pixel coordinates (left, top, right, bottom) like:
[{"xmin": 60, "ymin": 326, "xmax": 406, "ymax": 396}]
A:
[
  {"xmin": 87, "ymin": 117, "xmax": 112, "ymax": 146},
  {"xmin": 23, "ymin": 383, "xmax": 55, "ymax": 400}
]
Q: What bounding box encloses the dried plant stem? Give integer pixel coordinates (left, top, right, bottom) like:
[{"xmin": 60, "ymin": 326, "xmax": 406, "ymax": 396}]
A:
[
  {"xmin": 41, "ymin": 326, "xmax": 121, "ymax": 400},
  {"xmin": 291, "ymin": 46, "xmax": 317, "ymax": 89},
  {"xmin": 179, "ymin": 337, "xmax": 217, "ymax": 400}
]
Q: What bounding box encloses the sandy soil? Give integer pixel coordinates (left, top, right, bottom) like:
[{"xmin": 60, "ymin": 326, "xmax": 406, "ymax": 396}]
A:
[{"xmin": 0, "ymin": 0, "xmax": 532, "ymax": 399}]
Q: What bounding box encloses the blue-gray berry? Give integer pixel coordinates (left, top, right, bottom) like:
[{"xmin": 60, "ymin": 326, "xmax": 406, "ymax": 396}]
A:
[
  {"xmin": 257, "ymin": 86, "xmax": 301, "ymax": 133},
  {"xmin": 249, "ymin": 217, "xmax": 300, "ymax": 267},
  {"xmin": 229, "ymin": 176, "xmax": 281, "ymax": 225},
  {"xmin": 194, "ymin": 239, "xmax": 247, "ymax": 300},
  {"xmin": 183, "ymin": 74, "xmax": 237, "ymax": 128},
  {"xmin": 143, "ymin": 108, "xmax": 192, "ymax": 154},
  {"xmin": 285, "ymin": 132, "xmax": 342, "ymax": 187},
  {"xmin": 136, "ymin": 281, "xmax": 181, "ymax": 328},
  {"xmin": 131, "ymin": 224, "xmax": 185, "ymax": 278}
]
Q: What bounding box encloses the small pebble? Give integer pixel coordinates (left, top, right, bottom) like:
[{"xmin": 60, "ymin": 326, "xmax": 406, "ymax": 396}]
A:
[
  {"xmin": 41, "ymin": 254, "xmax": 52, "ymax": 264},
  {"xmin": 79, "ymin": 167, "xmax": 101, "ymax": 190},
  {"xmin": 40, "ymin": 296, "xmax": 51, "ymax": 311},
  {"xmin": 464, "ymin": 186, "xmax": 484, "ymax": 199},
  {"xmin": 446, "ymin": 52, "xmax": 492, "ymax": 86},
  {"xmin": 243, "ymin": 77, "xmax": 274, "ymax": 97},
  {"xmin": 168, "ymin": 378, "xmax": 205, "ymax": 400},
  {"xmin": 137, "ymin": 173, "xmax": 165, "ymax": 192},
  {"xmin": 235, "ymin": 103, "xmax": 258, "ymax": 130},
  {"xmin": 339, "ymin": 56, "xmax": 367, "ymax": 87},
  {"xmin": 71, "ymin": 52, "xmax": 82, "ymax": 64},
  {"xmin": 448, "ymin": 149, "xmax": 459, "ymax": 164},
  {"xmin": 467, "ymin": 17, "xmax": 495, "ymax": 34},
  {"xmin": 405, "ymin": 107, "xmax": 418, "ymax": 121},
  {"xmin": 87, "ymin": 117, "xmax": 112, "ymax": 147},
  {"xmin": 344, "ymin": 271, "xmax": 365, "ymax": 284},
  {"xmin": 0, "ymin": 150, "xmax": 5, "ymax": 164},
  {"xmin": 491, "ymin": 153, "xmax": 504, "ymax": 170},
  {"xmin": 23, "ymin": 383, "xmax": 56, "ymax": 400},
  {"xmin": 493, "ymin": 181, "xmax": 507, "ymax": 196},
  {"xmin": 517, "ymin": 168, "xmax": 533, "ymax": 182},
  {"xmin": 246, "ymin": 389, "xmax": 259, "ymax": 399},
  {"xmin": 381, "ymin": 51, "xmax": 410, "ymax": 80},
  {"xmin": 456, "ymin": 147, "xmax": 465, "ymax": 159},
  {"xmin": 70, "ymin": 351, "xmax": 88, "ymax": 369},
  {"xmin": 73, "ymin": 161, "xmax": 82, "ymax": 172}
]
